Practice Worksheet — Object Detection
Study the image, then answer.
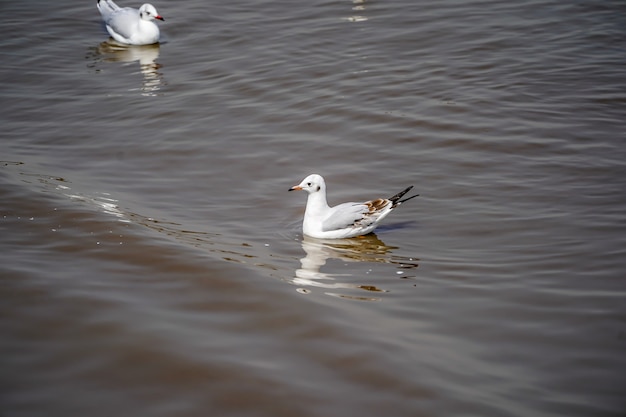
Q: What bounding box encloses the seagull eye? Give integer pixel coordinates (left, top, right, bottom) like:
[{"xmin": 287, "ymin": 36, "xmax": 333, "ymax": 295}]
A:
[{"xmin": 307, "ymin": 182, "xmax": 311, "ymax": 186}]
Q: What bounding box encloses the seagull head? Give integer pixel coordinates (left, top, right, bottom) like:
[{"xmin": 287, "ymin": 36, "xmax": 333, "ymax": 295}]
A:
[
  {"xmin": 139, "ymin": 4, "xmax": 164, "ymax": 21},
  {"xmin": 289, "ymin": 174, "xmax": 326, "ymax": 194}
]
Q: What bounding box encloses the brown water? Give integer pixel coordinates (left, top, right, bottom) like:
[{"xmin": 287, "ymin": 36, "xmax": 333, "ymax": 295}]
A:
[{"xmin": 1, "ymin": 0, "xmax": 625, "ymax": 416}]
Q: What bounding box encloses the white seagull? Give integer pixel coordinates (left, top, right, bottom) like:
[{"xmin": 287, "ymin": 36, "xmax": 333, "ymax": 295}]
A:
[
  {"xmin": 97, "ymin": 0, "xmax": 164, "ymax": 46},
  {"xmin": 289, "ymin": 174, "xmax": 419, "ymax": 239}
]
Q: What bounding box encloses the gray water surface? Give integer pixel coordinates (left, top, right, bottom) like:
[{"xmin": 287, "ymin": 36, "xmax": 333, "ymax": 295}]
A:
[{"xmin": 1, "ymin": 0, "xmax": 625, "ymax": 416}]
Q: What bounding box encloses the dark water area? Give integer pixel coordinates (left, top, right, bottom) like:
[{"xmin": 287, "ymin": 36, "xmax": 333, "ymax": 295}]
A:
[{"xmin": 1, "ymin": 0, "xmax": 625, "ymax": 416}]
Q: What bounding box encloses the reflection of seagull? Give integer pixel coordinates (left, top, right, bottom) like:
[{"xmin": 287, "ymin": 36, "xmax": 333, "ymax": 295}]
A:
[
  {"xmin": 293, "ymin": 235, "xmax": 396, "ymax": 293},
  {"xmin": 289, "ymin": 174, "xmax": 419, "ymax": 239},
  {"xmin": 97, "ymin": 0, "xmax": 164, "ymax": 45},
  {"xmin": 96, "ymin": 42, "xmax": 160, "ymax": 65},
  {"xmin": 94, "ymin": 42, "xmax": 164, "ymax": 96}
]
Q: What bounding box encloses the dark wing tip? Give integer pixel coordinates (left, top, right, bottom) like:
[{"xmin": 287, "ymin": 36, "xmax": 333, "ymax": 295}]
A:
[
  {"xmin": 398, "ymin": 193, "xmax": 419, "ymax": 205},
  {"xmin": 389, "ymin": 185, "xmax": 414, "ymax": 203}
]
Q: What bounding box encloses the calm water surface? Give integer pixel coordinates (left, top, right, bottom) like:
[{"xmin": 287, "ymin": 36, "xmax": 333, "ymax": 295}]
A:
[{"xmin": 1, "ymin": 0, "xmax": 625, "ymax": 416}]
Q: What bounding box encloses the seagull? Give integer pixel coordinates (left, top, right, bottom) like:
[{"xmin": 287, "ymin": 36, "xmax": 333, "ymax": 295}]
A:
[
  {"xmin": 289, "ymin": 174, "xmax": 419, "ymax": 239},
  {"xmin": 97, "ymin": 0, "xmax": 164, "ymax": 46}
]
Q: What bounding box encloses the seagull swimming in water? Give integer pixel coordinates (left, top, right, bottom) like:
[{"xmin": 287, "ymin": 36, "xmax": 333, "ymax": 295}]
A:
[
  {"xmin": 289, "ymin": 174, "xmax": 419, "ymax": 239},
  {"xmin": 97, "ymin": 0, "xmax": 164, "ymax": 46}
]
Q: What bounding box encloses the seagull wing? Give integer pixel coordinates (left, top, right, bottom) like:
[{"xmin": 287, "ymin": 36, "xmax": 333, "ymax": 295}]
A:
[
  {"xmin": 104, "ymin": 8, "xmax": 140, "ymax": 40},
  {"xmin": 321, "ymin": 199, "xmax": 391, "ymax": 232},
  {"xmin": 320, "ymin": 202, "xmax": 368, "ymax": 232}
]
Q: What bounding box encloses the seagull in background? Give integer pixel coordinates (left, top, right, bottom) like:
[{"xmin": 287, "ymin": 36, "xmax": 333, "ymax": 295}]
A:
[{"xmin": 97, "ymin": 0, "xmax": 164, "ymax": 45}]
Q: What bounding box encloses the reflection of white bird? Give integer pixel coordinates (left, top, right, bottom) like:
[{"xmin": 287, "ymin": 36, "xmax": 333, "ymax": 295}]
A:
[
  {"xmin": 289, "ymin": 174, "xmax": 419, "ymax": 239},
  {"xmin": 297, "ymin": 234, "xmax": 395, "ymax": 276},
  {"xmin": 96, "ymin": 42, "xmax": 160, "ymax": 65},
  {"xmin": 294, "ymin": 238, "xmax": 353, "ymax": 288},
  {"xmin": 97, "ymin": 0, "xmax": 164, "ymax": 45},
  {"xmin": 93, "ymin": 42, "xmax": 163, "ymax": 96},
  {"xmin": 293, "ymin": 236, "xmax": 393, "ymax": 295}
]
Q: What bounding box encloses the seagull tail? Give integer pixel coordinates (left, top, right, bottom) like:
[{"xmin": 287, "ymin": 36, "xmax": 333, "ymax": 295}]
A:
[{"xmin": 97, "ymin": 0, "xmax": 120, "ymax": 15}]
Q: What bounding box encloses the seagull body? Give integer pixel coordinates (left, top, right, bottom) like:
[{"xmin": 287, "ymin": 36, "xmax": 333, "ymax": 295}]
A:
[
  {"xmin": 97, "ymin": 0, "xmax": 164, "ymax": 45},
  {"xmin": 289, "ymin": 174, "xmax": 419, "ymax": 239}
]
